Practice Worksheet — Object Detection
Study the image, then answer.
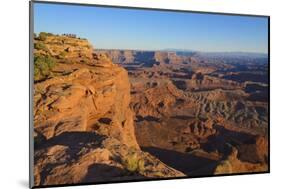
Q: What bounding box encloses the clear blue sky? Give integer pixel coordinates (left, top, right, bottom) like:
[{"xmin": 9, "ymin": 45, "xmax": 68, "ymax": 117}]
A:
[{"xmin": 34, "ymin": 2, "xmax": 268, "ymax": 53}]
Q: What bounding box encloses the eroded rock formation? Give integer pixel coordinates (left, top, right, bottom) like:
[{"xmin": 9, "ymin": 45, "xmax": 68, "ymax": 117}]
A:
[
  {"xmin": 33, "ymin": 34, "xmax": 268, "ymax": 186},
  {"xmin": 111, "ymin": 49, "xmax": 269, "ymax": 176},
  {"xmin": 33, "ymin": 34, "xmax": 184, "ymax": 186}
]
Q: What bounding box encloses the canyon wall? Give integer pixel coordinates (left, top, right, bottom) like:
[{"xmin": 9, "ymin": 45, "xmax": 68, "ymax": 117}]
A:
[{"xmin": 33, "ymin": 34, "xmax": 184, "ymax": 186}]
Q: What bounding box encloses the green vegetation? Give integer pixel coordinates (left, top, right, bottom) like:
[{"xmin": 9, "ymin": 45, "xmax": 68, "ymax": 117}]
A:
[
  {"xmin": 122, "ymin": 150, "xmax": 145, "ymax": 173},
  {"xmin": 38, "ymin": 32, "xmax": 48, "ymax": 41},
  {"xmin": 34, "ymin": 42, "xmax": 48, "ymax": 52},
  {"xmin": 34, "ymin": 54, "xmax": 56, "ymax": 81},
  {"xmin": 214, "ymin": 160, "xmax": 233, "ymax": 174},
  {"xmin": 38, "ymin": 32, "xmax": 54, "ymax": 41},
  {"xmin": 58, "ymin": 51, "xmax": 67, "ymax": 59},
  {"xmin": 154, "ymin": 171, "xmax": 165, "ymax": 177}
]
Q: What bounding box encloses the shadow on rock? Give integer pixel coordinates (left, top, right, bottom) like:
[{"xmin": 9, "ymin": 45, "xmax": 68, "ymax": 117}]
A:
[
  {"xmin": 82, "ymin": 163, "xmax": 146, "ymax": 183},
  {"xmin": 35, "ymin": 131, "xmax": 106, "ymax": 150},
  {"xmin": 142, "ymin": 147, "xmax": 219, "ymax": 176}
]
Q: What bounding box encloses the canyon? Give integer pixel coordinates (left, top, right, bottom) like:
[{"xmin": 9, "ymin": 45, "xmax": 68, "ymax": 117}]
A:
[
  {"xmin": 33, "ymin": 33, "xmax": 268, "ymax": 186},
  {"xmin": 99, "ymin": 48, "xmax": 269, "ymax": 176}
]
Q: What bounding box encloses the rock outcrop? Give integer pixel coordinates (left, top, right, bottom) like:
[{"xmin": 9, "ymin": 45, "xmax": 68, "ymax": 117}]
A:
[
  {"xmin": 214, "ymin": 145, "xmax": 267, "ymax": 175},
  {"xmin": 33, "ymin": 34, "xmax": 184, "ymax": 187},
  {"xmin": 120, "ymin": 48, "xmax": 268, "ymax": 176},
  {"xmin": 34, "ymin": 65, "xmax": 138, "ymax": 147},
  {"xmin": 97, "ymin": 49, "xmax": 192, "ymax": 66}
]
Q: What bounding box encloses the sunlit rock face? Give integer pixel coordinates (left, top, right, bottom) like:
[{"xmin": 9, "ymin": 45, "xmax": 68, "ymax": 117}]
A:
[{"xmin": 33, "ymin": 35, "xmax": 184, "ymax": 186}]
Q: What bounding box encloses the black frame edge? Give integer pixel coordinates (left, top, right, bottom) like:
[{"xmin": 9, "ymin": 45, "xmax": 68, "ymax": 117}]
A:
[
  {"xmin": 267, "ymin": 16, "xmax": 270, "ymax": 173},
  {"xmin": 29, "ymin": 1, "xmax": 35, "ymax": 188}
]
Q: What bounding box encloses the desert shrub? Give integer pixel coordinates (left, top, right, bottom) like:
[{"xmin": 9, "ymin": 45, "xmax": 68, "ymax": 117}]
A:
[
  {"xmin": 34, "ymin": 42, "xmax": 48, "ymax": 51},
  {"xmin": 38, "ymin": 32, "xmax": 48, "ymax": 41},
  {"xmin": 34, "ymin": 66, "xmax": 41, "ymax": 81},
  {"xmin": 137, "ymin": 158, "xmax": 145, "ymax": 172},
  {"xmin": 122, "ymin": 151, "xmax": 145, "ymax": 173},
  {"xmin": 58, "ymin": 51, "xmax": 67, "ymax": 59},
  {"xmin": 214, "ymin": 160, "xmax": 233, "ymax": 174},
  {"xmin": 154, "ymin": 171, "xmax": 165, "ymax": 177},
  {"xmin": 34, "ymin": 54, "xmax": 56, "ymax": 81}
]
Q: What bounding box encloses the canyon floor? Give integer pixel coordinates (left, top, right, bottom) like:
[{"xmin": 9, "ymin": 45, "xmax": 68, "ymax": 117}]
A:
[
  {"xmin": 100, "ymin": 48, "xmax": 269, "ymax": 177},
  {"xmin": 33, "ymin": 33, "xmax": 268, "ymax": 187}
]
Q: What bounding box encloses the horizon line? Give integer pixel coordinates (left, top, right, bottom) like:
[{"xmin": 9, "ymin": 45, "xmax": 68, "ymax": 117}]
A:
[
  {"xmin": 33, "ymin": 32, "xmax": 268, "ymax": 55},
  {"xmin": 95, "ymin": 47, "xmax": 268, "ymax": 55}
]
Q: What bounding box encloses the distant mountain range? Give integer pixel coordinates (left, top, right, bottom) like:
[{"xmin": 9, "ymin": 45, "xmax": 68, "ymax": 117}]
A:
[
  {"xmin": 162, "ymin": 48, "xmax": 268, "ymax": 59},
  {"xmin": 194, "ymin": 51, "xmax": 268, "ymax": 59},
  {"xmin": 96, "ymin": 48, "xmax": 268, "ymax": 59}
]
